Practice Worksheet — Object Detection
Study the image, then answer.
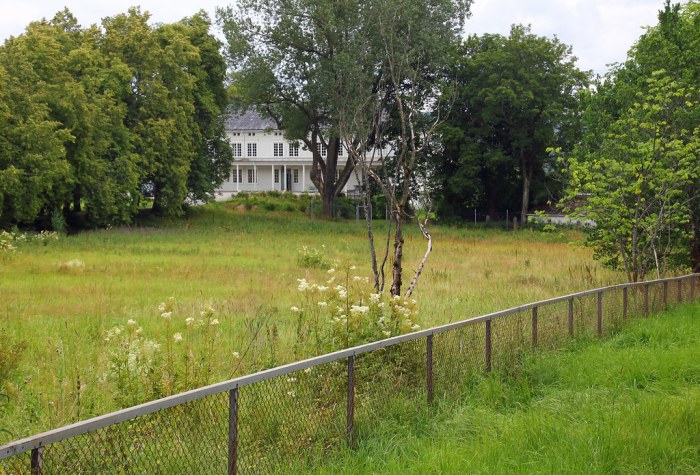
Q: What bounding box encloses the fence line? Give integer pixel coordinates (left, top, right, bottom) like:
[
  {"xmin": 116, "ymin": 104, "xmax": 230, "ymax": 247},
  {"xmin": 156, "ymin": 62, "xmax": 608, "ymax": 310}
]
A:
[{"xmin": 1, "ymin": 274, "xmax": 698, "ymax": 474}]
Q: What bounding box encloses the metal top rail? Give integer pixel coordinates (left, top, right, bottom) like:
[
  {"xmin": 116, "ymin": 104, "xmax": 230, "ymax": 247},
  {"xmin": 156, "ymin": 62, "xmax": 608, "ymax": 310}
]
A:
[{"xmin": 1, "ymin": 273, "xmax": 696, "ymax": 460}]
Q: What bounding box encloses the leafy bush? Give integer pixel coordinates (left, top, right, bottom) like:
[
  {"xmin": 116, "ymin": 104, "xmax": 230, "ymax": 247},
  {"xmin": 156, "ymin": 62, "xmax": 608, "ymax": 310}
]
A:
[{"xmin": 297, "ymin": 245, "xmax": 329, "ymax": 269}]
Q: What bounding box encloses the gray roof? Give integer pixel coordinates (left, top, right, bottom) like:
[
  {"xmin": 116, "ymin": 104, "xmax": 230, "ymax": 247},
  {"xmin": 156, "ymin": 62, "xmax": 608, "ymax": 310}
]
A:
[{"xmin": 225, "ymin": 110, "xmax": 277, "ymax": 131}]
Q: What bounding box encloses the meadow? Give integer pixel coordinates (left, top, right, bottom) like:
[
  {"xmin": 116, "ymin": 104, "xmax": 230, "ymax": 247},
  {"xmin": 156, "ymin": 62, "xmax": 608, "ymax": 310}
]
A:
[
  {"xmin": 304, "ymin": 303, "xmax": 700, "ymax": 474},
  {"xmin": 0, "ymin": 199, "xmax": 625, "ymax": 443}
]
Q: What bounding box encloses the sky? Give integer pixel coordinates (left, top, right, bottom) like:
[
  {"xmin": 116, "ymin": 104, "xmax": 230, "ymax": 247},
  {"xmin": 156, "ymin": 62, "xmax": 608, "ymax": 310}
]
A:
[{"xmin": 0, "ymin": 0, "xmax": 671, "ymax": 76}]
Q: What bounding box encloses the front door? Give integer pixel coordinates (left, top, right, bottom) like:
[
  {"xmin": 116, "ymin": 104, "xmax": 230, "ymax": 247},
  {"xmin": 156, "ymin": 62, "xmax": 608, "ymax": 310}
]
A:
[{"xmin": 286, "ymin": 170, "xmax": 293, "ymax": 192}]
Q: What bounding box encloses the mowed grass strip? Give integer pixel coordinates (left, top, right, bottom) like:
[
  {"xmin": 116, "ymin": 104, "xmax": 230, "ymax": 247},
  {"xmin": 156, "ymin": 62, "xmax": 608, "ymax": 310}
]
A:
[
  {"xmin": 1, "ymin": 203, "xmax": 621, "ymax": 441},
  {"xmin": 304, "ymin": 304, "xmax": 700, "ymax": 474}
]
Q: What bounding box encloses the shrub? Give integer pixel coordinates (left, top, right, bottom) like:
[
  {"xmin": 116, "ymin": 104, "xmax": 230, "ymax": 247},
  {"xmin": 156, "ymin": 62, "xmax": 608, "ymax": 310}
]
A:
[{"xmin": 297, "ymin": 245, "xmax": 329, "ymax": 269}]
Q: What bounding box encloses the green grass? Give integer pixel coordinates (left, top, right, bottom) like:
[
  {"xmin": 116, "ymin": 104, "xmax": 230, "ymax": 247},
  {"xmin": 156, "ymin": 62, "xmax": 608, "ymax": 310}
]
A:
[
  {"xmin": 303, "ymin": 304, "xmax": 700, "ymax": 474},
  {"xmin": 0, "ymin": 203, "xmax": 625, "ymax": 442}
]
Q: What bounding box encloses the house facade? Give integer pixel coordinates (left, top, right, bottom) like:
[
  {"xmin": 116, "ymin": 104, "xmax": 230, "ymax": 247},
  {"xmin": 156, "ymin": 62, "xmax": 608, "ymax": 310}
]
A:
[{"xmin": 216, "ymin": 111, "xmax": 361, "ymax": 199}]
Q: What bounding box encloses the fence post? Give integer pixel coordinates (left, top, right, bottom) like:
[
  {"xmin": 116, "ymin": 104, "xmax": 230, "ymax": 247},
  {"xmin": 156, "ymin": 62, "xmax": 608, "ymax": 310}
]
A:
[
  {"xmin": 426, "ymin": 335, "xmax": 434, "ymax": 404},
  {"xmin": 663, "ymin": 281, "xmax": 668, "ymax": 309},
  {"xmin": 485, "ymin": 320, "xmax": 492, "ymax": 373},
  {"xmin": 228, "ymin": 388, "xmax": 239, "ymax": 475},
  {"xmin": 597, "ymin": 292, "xmax": 603, "ymax": 337},
  {"xmin": 678, "ymin": 279, "xmax": 683, "ymax": 303},
  {"xmin": 692, "ymin": 275, "xmax": 696, "ymax": 301},
  {"xmin": 643, "ymin": 284, "xmax": 649, "ymax": 316},
  {"xmin": 531, "ymin": 306, "xmax": 538, "ymax": 347},
  {"xmin": 347, "ymin": 355, "xmax": 355, "ymax": 448},
  {"xmin": 31, "ymin": 447, "xmax": 43, "ymax": 475},
  {"xmin": 568, "ymin": 298, "xmax": 574, "ymax": 338},
  {"xmin": 623, "ymin": 287, "xmax": 628, "ymax": 320}
]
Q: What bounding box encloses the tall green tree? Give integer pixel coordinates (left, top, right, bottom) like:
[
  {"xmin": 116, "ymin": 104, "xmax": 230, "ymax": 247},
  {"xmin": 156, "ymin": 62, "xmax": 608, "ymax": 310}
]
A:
[
  {"xmin": 218, "ymin": 0, "xmax": 469, "ymax": 219},
  {"xmin": 437, "ymin": 26, "xmax": 588, "ymax": 223},
  {"xmin": 566, "ymin": 1, "xmax": 700, "ymax": 277},
  {"xmin": 0, "ymin": 49, "xmax": 70, "ymax": 226},
  {"xmin": 562, "ymin": 72, "xmax": 700, "ymax": 281}
]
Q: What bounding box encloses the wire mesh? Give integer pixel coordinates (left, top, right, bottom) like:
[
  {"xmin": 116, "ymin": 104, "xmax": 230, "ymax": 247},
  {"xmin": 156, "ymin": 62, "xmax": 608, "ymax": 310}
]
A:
[
  {"xmin": 600, "ymin": 287, "xmax": 625, "ymax": 336},
  {"xmin": 0, "ymin": 450, "xmax": 29, "ymax": 474},
  {"xmin": 237, "ymin": 361, "xmax": 346, "ymax": 474},
  {"xmin": 490, "ymin": 310, "xmax": 530, "ymax": 374},
  {"xmin": 433, "ymin": 322, "xmax": 485, "ymax": 398},
  {"xmin": 2, "ymin": 275, "xmax": 698, "ymax": 474},
  {"xmin": 534, "ymin": 300, "xmax": 571, "ymax": 350},
  {"xmin": 16, "ymin": 393, "xmax": 229, "ymax": 474},
  {"xmin": 354, "ymin": 338, "xmax": 427, "ymax": 437}
]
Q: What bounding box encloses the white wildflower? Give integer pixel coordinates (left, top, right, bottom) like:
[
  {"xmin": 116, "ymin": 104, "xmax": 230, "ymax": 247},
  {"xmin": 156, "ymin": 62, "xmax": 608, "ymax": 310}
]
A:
[
  {"xmin": 327, "ymin": 268, "xmax": 335, "ymax": 274},
  {"xmin": 370, "ymin": 293, "xmax": 381, "ymax": 303},
  {"xmin": 304, "ymin": 367, "xmax": 312, "ymax": 374},
  {"xmin": 173, "ymin": 333, "xmax": 183, "ymax": 343},
  {"xmin": 350, "ymin": 266, "xmax": 356, "ymax": 270},
  {"xmin": 290, "ymin": 306, "xmax": 300, "ymax": 313},
  {"xmin": 338, "ymin": 290, "xmax": 347, "ymax": 299},
  {"xmin": 161, "ymin": 312, "xmax": 172, "ymax": 320},
  {"xmin": 127, "ymin": 319, "xmax": 137, "ymax": 326},
  {"xmin": 382, "ymin": 330, "xmax": 391, "ymax": 337},
  {"xmin": 350, "ymin": 305, "xmax": 370, "ymax": 315},
  {"xmin": 287, "ymin": 377, "xmax": 297, "ymax": 383},
  {"xmin": 353, "ymin": 276, "xmax": 362, "ymax": 282},
  {"xmin": 287, "ymin": 390, "xmax": 296, "ymax": 397},
  {"xmin": 185, "ymin": 317, "xmax": 195, "ymax": 326},
  {"xmin": 411, "ymin": 324, "xmax": 420, "ymax": 331},
  {"xmin": 297, "ymin": 278, "xmax": 309, "ymax": 292},
  {"xmin": 318, "ymin": 301, "xmax": 328, "ymax": 307},
  {"xmin": 317, "ymin": 285, "xmax": 328, "ymax": 292},
  {"xmin": 232, "ymin": 351, "xmax": 240, "ymax": 359},
  {"xmin": 210, "ymin": 319, "xmax": 220, "ymax": 326}
]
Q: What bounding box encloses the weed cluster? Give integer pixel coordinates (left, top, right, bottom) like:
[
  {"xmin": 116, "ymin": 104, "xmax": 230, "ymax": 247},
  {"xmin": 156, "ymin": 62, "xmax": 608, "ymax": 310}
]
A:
[
  {"xmin": 290, "ymin": 266, "xmax": 421, "ymax": 356},
  {"xmin": 296, "ymin": 245, "xmax": 329, "ymax": 269},
  {"xmin": 102, "ymin": 298, "xmax": 224, "ymax": 406},
  {"xmin": 0, "ymin": 229, "xmax": 60, "ymax": 253}
]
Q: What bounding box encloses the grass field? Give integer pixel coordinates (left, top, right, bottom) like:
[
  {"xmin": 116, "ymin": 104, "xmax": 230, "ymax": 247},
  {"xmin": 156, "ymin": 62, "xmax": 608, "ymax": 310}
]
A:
[
  {"xmin": 1, "ymin": 201, "xmax": 626, "ymax": 442},
  {"xmin": 305, "ymin": 304, "xmax": 700, "ymax": 474}
]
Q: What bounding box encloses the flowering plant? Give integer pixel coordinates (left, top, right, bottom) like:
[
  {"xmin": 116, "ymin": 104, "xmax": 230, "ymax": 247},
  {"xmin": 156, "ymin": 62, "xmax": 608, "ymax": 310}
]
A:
[{"xmin": 291, "ymin": 266, "xmax": 421, "ymax": 355}]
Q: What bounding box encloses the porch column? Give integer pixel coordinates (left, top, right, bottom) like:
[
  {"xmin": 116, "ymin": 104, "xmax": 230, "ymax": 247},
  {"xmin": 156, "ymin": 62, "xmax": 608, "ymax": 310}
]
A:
[
  {"xmin": 283, "ymin": 164, "xmax": 287, "ymax": 192},
  {"xmin": 302, "ymin": 164, "xmax": 306, "ymax": 192},
  {"xmin": 271, "ymin": 164, "xmax": 275, "ymax": 191},
  {"xmin": 254, "ymin": 164, "xmax": 258, "ymax": 191}
]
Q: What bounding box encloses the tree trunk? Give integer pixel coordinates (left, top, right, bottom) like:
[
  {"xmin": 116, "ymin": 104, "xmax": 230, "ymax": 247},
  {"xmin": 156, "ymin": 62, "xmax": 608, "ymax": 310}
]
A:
[
  {"xmin": 520, "ymin": 150, "xmax": 532, "ymax": 224},
  {"xmin": 690, "ymin": 208, "xmax": 700, "ymax": 273},
  {"xmin": 390, "ymin": 212, "xmax": 404, "ymax": 297},
  {"xmin": 73, "ymin": 187, "xmax": 82, "ymax": 213}
]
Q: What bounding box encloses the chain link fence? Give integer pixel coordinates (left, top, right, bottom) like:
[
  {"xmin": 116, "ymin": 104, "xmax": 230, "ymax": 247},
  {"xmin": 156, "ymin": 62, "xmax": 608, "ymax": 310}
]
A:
[{"xmin": 2, "ymin": 274, "xmax": 698, "ymax": 474}]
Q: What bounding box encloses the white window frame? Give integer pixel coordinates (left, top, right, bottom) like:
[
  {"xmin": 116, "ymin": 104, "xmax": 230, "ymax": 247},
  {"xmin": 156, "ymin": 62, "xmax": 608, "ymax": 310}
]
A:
[
  {"xmin": 247, "ymin": 143, "xmax": 257, "ymax": 157},
  {"xmin": 247, "ymin": 169, "xmax": 256, "ymax": 184},
  {"xmin": 232, "ymin": 143, "xmax": 242, "ymax": 157},
  {"xmin": 273, "ymin": 143, "xmax": 284, "ymax": 157},
  {"xmin": 316, "ymin": 143, "xmax": 327, "ymax": 156},
  {"xmin": 274, "ymin": 169, "xmax": 280, "ymax": 184},
  {"xmin": 293, "ymin": 169, "xmax": 299, "ymax": 183},
  {"xmin": 289, "ymin": 144, "xmax": 299, "ymax": 157}
]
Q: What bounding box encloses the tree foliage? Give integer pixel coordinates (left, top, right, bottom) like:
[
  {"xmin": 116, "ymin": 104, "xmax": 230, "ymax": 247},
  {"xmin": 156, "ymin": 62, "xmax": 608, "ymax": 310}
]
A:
[
  {"xmin": 0, "ymin": 8, "xmax": 231, "ymax": 228},
  {"xmin": 563, "ymin": 72, "xmax": 700, "ymax": 281},
  {"xmin": 563, "ymin": 1, "xmax": 700, "ymax": 280},
  {"xmin": 436, "ymin": 25, "xmax": 588, "ymax": 222}
]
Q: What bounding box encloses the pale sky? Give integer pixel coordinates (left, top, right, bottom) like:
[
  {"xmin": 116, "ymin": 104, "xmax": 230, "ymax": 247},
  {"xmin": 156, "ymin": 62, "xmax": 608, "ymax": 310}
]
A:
[{"xmin": 0, "ymin": 0, "xmax": 672, "ymax": 76}]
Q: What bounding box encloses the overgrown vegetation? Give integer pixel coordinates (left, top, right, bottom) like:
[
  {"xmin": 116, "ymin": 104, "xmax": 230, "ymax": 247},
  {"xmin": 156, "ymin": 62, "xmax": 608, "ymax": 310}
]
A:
[
  {"xmin": 300, "ymin": 304, "xmax": 700, "ymax": 474},
  {"xmin": 0, "ymin": 205, "xmax": 622, "ymax": 443}
]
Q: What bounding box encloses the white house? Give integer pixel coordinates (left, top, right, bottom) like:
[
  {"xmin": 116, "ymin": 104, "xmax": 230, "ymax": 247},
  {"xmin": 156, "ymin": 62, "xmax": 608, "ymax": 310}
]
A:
[{"xmin": 216, "ymin": 111, "xmax": 362, "ymax": 199}]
